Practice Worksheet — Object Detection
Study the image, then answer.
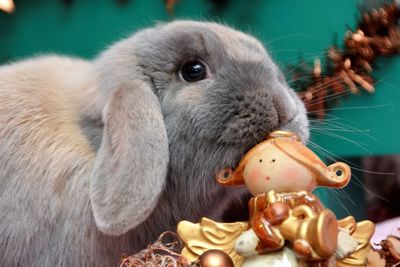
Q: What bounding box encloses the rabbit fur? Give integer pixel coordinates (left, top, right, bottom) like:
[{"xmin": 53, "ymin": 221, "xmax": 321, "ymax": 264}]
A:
[{"xmin": 0, "ymin": 20, "xmax": 309, "ymax": 266}]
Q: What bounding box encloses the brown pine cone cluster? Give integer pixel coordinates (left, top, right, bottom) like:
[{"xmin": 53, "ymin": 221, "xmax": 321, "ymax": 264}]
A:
[{"xmin": 292, "ymin": 2, "xmax": 400, "ymax": 118}]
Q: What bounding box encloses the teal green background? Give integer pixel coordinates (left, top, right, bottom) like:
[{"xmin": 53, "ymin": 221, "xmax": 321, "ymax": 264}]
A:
[{"xmin": 2, "ymin": 0, "xmax": 399, "ymax": 220}]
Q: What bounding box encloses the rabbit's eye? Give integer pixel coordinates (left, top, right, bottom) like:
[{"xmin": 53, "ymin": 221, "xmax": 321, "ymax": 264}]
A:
[{"xmin": 180, "ymin": 60, "xmax": 207, "ymax": 82}]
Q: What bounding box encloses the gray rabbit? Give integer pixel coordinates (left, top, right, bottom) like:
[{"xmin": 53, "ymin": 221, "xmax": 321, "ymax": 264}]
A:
[{"xmin": 0, "ymin": 20, "xmax": 309, "ymax": 266}]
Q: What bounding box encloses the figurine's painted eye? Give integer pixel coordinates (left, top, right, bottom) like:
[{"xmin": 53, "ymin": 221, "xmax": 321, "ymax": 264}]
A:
[
  {"xmin": 271, "ymin": 159, "xmax": 276, "ymax": 163},
  {"xmin": 336, "ymin": 170, "xmax": 343, "ymax": 176},
  {"xmin": 259, "ymin": 159, "xmax": 263, "ymax": 163}
]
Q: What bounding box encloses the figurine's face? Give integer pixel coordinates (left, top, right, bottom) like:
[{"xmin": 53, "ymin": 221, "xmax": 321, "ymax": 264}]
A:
[{"xmin": 242, "ymin": 144, "xmax": 317, "ymax": 195}]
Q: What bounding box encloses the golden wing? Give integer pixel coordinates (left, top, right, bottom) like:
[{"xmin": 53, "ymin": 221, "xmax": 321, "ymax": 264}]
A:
[
  {"xmin": 337, "ymin": 217, "xmax": 375, "ymax": 266},
  {"xmin": 177, "ymin": 217, "xmax": 248, "ymax": 267}
]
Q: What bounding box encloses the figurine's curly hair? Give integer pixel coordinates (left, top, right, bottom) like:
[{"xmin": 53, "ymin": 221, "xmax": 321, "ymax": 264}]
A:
[{"xmin": 216, "ymin": 131, "xmax": 351, "ymax": 189}]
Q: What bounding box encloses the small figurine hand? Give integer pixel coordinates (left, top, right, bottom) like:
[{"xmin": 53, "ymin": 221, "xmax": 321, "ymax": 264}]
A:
[{"xmin": 264, "ymin": 202, "xmax": 290, "ymax": 226}]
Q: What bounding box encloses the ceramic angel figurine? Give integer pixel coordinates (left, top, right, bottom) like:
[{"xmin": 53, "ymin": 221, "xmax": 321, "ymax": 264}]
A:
[
  {"xmin": 178, "ymin": 131, "xmax": 374, "ymax": 266},
  {"xmin": 217, "ymin": 131, "xmax": 352, "ymax": 260}
]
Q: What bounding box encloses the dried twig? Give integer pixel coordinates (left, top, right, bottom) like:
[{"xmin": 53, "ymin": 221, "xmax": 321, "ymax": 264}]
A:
[
  {"xmin": 290, "ymin": 1, "xmax": 400, "ymax": 118},
  {"xmin": 120, "ymin": 232, "xmax": 190, "ymax": 267}
]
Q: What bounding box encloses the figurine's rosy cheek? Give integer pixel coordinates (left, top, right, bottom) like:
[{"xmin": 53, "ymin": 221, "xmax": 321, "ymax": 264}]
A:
[
  {"xmin": 246, "ymin": 166, "xmax": 264, "ymax": 183},
  {"xmin": 283, "ymin": 167, "xmax": 300, "ymax": 180}
]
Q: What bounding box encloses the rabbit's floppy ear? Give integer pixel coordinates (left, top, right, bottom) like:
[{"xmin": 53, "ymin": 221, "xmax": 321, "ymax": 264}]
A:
[{"xmin": 90, "ymin": 79, "xmax": 169, "ymax": 236}]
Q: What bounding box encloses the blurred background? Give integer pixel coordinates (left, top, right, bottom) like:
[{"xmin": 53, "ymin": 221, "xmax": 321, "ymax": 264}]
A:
[{"xmin": 1, "ymin": 0, "xmax": 400, "ymax": 225}]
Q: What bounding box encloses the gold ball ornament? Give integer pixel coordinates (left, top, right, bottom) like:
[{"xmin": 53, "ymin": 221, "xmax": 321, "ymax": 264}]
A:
[{"xmin": 197, "ymin": 250, "xmax": 234, "ymax": 267}]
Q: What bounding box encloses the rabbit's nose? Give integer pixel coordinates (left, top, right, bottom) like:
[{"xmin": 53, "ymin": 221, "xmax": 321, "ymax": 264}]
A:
[{"xmin": 217, "ymin": 91, "xmax": 280, "ymax": 145}]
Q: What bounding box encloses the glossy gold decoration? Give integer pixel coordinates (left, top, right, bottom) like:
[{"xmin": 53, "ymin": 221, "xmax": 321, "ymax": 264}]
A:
[
  {"xmin": 197, "ymin": 250, "xmax": 235, "ymax": 267},
  {"xmin": 336, "ymin": 218, "xmax": 375, "ymax": 266},
  {"xmin": 281, "ymin": 207, "xmax": 338, "ymax": 260},
  {"xmin": 177, "ymin": 218, "xmax": 247, "ymax": 267},
  {"xmin": 179, "ymin": 131, "xmax": 375, "ymax": 266},
  {"xmin": 246, "ymin": 191, "xmax": 338, "ymax": 261}
]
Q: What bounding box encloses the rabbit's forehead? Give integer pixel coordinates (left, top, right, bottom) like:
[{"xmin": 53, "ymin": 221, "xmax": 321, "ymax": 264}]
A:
[
  {"xmin": 163, "ymin": 21, "xmax": 269, "ymax": 63},
  {"xmin": 207, "ymin": 24, "xmax": 266, "ymax": 61}
]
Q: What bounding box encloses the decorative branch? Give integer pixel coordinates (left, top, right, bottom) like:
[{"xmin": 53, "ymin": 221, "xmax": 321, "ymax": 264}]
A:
[
  {"xmin": 119, "ymin": 232, "xmax": 189, "ymax": 267},
  {"xmin": 290, "ymin": 1, "xmax": 400, "ymax": 119}
]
